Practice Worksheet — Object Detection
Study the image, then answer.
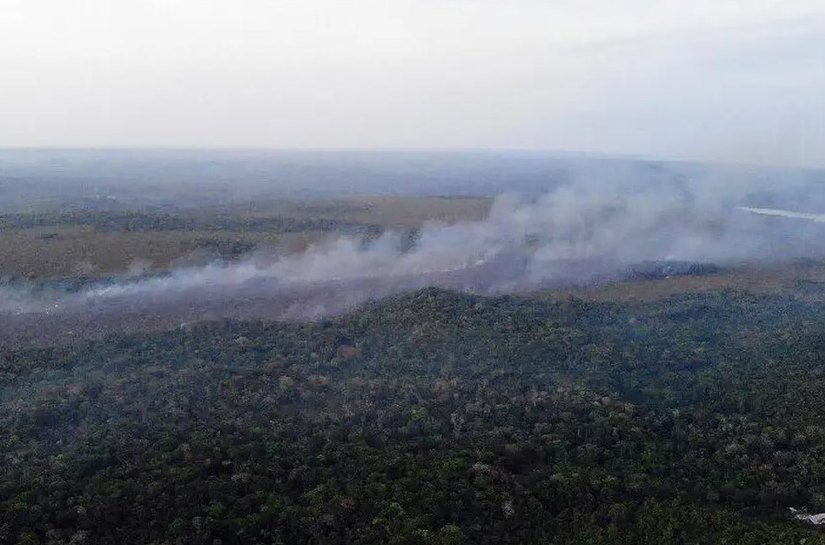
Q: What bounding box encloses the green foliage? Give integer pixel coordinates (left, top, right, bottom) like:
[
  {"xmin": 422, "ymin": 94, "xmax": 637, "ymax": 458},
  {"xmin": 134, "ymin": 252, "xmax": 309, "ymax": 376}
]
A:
[{"xmin": 2, "ymin": 288, "xmax": 825, "ymax": 543}]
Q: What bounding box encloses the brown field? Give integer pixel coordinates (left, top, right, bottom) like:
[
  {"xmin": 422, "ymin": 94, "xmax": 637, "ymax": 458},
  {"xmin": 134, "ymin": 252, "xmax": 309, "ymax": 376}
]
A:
[
  {"xmin": 0, "ymin": 227, "xmax": 332, "ymax": 279},
  {"xmin": 545, "ymin": 260, "xmax": 825, "ymax": 303},
  {"xmin": 212, "ymin": 195, "xmax": 491, "ymax": 227},
  {"xmin": 0, "ymin": 196, "xmax": 492, "ymax": 279}
]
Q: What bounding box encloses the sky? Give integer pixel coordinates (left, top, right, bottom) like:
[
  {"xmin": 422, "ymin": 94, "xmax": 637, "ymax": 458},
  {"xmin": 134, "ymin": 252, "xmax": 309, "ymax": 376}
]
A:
[{"xmin": 1, "ymin": 0, "xmax": 824, "ymax": 167}]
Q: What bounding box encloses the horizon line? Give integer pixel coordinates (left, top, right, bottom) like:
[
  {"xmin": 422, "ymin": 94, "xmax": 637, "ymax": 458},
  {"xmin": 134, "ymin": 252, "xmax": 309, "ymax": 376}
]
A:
[{"xmin": 0, "ymin": 146, "xmax": 822, "ymax": 171}]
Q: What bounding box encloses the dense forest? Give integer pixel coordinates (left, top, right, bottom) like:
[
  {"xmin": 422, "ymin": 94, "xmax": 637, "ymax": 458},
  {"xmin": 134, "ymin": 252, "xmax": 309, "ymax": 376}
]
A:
[{"xmin": 3, "ymin": 287, "xmax": 825, "ymax": 544}]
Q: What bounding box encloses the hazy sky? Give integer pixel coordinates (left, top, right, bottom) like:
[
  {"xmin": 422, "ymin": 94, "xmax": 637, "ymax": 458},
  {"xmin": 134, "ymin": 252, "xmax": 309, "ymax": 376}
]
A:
[{"xmin": 2, "ymin": 1, "xmax": 824, "ymax": 166}]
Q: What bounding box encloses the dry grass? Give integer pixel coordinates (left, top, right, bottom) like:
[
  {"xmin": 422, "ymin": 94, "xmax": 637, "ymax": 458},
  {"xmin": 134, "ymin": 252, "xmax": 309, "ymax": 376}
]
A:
[
  {"xmin": 0, "ymin": 196, "xmax": 492, "ymax": 279},
  {"xmin": 540, "ymin": 261, "xmax": 825, "ymax": 303},
  {"xmin": 0, "ymin": 227, "xmax": 340, "ymax": 278},
  {"xmin": 218, "ymin": 195, "xmax": 491, "ymax": 228}
]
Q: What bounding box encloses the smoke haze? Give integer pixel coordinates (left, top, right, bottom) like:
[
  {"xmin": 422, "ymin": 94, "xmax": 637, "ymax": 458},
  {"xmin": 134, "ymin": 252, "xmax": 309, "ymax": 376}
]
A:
[{"xmin": 3, "ymin": 169, "xmax": 825, "ymax": 344}]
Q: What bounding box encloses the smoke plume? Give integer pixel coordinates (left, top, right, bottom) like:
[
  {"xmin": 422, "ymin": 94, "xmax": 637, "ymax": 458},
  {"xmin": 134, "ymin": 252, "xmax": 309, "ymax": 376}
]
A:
[{"xmin": 2, "ymin": 176, "xmax": 825, "ymax": 344}]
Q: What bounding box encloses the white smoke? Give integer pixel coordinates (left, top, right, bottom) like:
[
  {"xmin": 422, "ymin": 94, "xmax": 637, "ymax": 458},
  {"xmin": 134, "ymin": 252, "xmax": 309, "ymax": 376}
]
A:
[{"xmin": 2, "ymin": 179, "xmax": 824, "ymax": 324}]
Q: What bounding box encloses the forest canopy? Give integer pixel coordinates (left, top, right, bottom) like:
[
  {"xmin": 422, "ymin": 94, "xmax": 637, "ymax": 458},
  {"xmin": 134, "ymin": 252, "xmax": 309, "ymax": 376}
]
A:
[{"xmin": 3, "ymin": 287, "xmax": 825, "ymax": 544}]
